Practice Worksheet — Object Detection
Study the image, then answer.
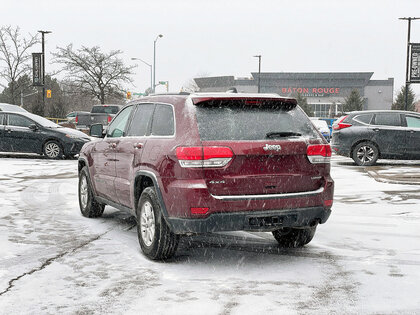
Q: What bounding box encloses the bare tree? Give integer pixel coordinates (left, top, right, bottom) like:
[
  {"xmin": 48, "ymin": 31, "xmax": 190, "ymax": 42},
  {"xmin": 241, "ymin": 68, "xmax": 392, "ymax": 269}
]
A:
[
  {"xmin": 53, "ymin": 45, "xmax": 134, "ymax": 104},
  {"xmin": 0, "ymin": 26, "xmax": 39, "ymax": 104}
]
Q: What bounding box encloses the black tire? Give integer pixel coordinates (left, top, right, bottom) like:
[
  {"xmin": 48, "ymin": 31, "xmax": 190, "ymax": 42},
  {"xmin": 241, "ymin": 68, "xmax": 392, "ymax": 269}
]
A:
[
  {"xmin": 78, "ymin": 166, "xmax": 105, "ymax": 218},
  {"xmin": 272, "ymin": 226, "xmax": 317, "ymax": 248},
  {"xmin": 43, "ymin": 140, "xmax": 63, "ymax": 159},
  {"xmin": 137, "ymin": 187, "xmax": 179, "ymax": 260},
  {"xmin": 351, "ymin": 141, "xmax": 379, "ymax": 166}
]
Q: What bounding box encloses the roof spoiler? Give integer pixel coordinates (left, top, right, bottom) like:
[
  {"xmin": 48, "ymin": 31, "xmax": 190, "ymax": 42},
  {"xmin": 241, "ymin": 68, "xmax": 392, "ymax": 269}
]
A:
[{"xmin": 192, "ymin": 96, "xmax": 297, "ymax": 110}]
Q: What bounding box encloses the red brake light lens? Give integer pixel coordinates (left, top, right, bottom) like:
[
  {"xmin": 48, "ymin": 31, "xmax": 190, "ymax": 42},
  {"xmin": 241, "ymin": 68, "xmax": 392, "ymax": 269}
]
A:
[
  {"xmin": 203, "ymin": 147, "xmax": 233, "ymax": 159},
  {"xmin": 324, "ymin": 200, "xmax": 333, "ymax": 207},
  {"xmin": 107, "ymin": 115, "xmax": 112, "ymax": 123},
  {"xmin": 333, "ymin": 115, "xmax": 351, "ymax": 130},
  {"xmin": 307, "ymin": 144, "xmax": 331, "ymax": 164},
  {"xmin": 176, "ymin": 147, "xmax": 203, "ymax": 160},
  {"xmin": 176, "ymin": 146, "xmax": 233, "ymax": 168},
  {"xmin": 191, "ymin": 207, "xmax": 209, "ymax": 215}
]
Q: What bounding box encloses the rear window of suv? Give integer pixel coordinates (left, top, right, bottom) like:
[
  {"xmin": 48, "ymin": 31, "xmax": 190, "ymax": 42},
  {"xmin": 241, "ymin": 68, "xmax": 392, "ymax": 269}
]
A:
[
  {"xmin": 353, "ymin": 114, "xmax": 373, "ymax": 124},
  {"xmin": 195, "ymin": 104, "xmax": 318, "ymax": 141}
]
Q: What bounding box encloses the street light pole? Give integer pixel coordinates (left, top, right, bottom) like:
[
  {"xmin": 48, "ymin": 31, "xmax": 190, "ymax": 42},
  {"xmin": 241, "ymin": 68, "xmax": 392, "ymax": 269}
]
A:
[
  {"xmin": 131, "ymin": 57, "xmax": 152, "ymax": 94},
  {"xmin": 38, "ymin": 30, "xmax": 51, "ymax": 116},
  {"xmin": 253, "ymin": 55, "xmax": 262, "ymax": 93},
  {"xmin": 153, "ymin": 34, "xmax": 163, "ymax": 94},
  {"xmin": 399, "ymin": 17, "xmax": 420, "ymax": 110}
]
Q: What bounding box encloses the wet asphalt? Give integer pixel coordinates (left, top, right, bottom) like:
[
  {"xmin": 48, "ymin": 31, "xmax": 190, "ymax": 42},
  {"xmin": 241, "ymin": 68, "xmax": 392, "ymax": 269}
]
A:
[{"xmin": 0, "ymin": 154, "xmax": 419, "ymax": 314}]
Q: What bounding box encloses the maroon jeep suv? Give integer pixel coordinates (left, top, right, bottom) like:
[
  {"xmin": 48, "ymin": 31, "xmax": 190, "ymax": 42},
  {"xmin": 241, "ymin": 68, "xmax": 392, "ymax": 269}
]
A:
[{"xmin": 78, "ymin": 93, "xmax": 334, "ymax": 260}]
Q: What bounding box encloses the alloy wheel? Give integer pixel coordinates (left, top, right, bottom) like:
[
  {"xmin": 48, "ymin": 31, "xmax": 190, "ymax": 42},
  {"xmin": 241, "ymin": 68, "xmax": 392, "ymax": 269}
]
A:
[
  {"xmin": 356, "ymin": 145, "xmax": 375, "ymax": 164},
  {"xmin": 80, "ymin": 175, "xmax": 88, "ymax": 209},
  {"xmin": 45, "ymin": 142, "xmax": 60, "ymax": 158},
  {"xmin": 140, "ymin": 201, "xmax": 156, "ymax": 247}
]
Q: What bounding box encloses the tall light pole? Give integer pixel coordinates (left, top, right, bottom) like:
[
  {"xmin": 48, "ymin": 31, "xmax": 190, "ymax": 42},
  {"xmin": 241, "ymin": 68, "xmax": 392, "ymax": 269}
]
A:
[
  {"xmin": 399, "ymin": 17, "xmax": 420, "ymax": 110},
  {"xmin": 131, "ymin": 57, "xmax": 152, "ymax": 94},
  {"xmin": 38, "ymin": 30, "xmax": 52, "ymax": 116},
  {"xmin": 253, "ymin": 55, "xmax": 261, "ymax": 93},
  {"xmin": 153, "ymin": 34, "xmax": 163, "ymax": 93}
]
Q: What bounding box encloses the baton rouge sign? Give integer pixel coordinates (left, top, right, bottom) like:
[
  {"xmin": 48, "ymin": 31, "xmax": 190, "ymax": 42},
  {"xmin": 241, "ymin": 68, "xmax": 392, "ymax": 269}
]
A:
[{"xmin": 281, "ymin": 87, "xmax": 341, "ymax": 97}]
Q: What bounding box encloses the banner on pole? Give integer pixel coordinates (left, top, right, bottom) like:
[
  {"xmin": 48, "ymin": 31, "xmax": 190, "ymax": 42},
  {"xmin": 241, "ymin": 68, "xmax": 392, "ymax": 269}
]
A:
[
  {"xmin": 32, "ymin": 53, "xmax": 43, "ymax": 86},
  {"xmin": 410, "ymin": 43, "xmax": 420, "ymax": 83}
]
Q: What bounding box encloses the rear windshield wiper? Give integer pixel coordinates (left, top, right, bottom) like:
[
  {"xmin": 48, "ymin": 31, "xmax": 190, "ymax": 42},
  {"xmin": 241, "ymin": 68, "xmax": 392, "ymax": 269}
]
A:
[{"xmin": 266, "ymin": 131, "xmax": 302, "ymax": 138}]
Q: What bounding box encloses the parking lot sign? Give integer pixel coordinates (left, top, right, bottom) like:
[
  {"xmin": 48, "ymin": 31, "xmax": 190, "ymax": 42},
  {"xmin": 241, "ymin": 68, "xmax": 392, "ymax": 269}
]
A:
[{"xmin": 410, "ymin": 43, "xmax": 420, "ymax": 83}]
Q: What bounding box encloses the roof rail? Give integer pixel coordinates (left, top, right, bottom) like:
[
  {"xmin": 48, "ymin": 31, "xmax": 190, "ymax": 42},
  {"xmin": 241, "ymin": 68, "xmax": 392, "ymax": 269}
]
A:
[{"xmin": 148, "ymin": 92, "xmax": 190, "ymax": 96}]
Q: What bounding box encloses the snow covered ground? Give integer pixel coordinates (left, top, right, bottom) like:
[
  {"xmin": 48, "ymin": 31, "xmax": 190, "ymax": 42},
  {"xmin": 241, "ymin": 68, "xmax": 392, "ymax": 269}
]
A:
[{"xmin": 0, "ymin": 155, "xmax": 419, "ymax": 314}]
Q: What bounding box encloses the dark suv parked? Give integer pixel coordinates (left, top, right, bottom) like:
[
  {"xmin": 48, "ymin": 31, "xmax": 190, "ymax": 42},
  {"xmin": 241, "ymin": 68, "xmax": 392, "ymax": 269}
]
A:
[
  {"xmin": 331, "ymin": 110, "xmax": 420, "ymax": 166},
  {"xmin": 78, "ymin": 93, "xmax": 334, "ymax": 260}
]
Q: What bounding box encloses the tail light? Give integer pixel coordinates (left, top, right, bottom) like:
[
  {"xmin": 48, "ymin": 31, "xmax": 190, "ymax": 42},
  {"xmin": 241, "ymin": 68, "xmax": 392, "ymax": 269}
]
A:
[
  {"xmin": 307, "ymin": 144, "xmax": 331, "ymax": 164},
  {"xmin": 333, "ymin": 115, "xmax": 351, "ymax": 130},
  {"xmin": 324, "ymin": 200, "xmax": 333, "ymax": 207},
  {"xmin": 107, "ymin": 115, "xmax": 112, "ymax": 123},
  {"xmin": 191, "ymin": 207, "xmax": 209, "ymax": 215},
  {"xmin": 75, "ymin": 115, "xmax": 78, "ymax": 124},
  {"xmin": 176, "ymin": 146, "xmax": 233, "ymax": 168}
]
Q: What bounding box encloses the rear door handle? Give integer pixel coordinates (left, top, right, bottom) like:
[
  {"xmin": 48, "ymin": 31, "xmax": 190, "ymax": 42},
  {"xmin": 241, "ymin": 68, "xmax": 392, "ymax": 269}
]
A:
[
  {"xmin": 372, "ymin": 128, "xmax": 380, "ymax": 132},
  {"xmin": 133, "ymin": 143, "xmax": 143, "ymax": 149},
  {"xmin": 407, "ymin": 130, "xmax": 415, "ymax": 134},
  {"xmin": 109, "ymin": 143, "xmax": 117, "ymax": 149},
  {"xmin": 6, "ymin": 128, "xmax": 12, "ymax": 133}
]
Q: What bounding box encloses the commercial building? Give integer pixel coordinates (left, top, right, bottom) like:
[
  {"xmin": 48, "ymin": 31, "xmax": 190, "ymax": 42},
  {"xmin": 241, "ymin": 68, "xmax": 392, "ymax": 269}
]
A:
[{"xmin": 194, "ymin": 72, "xmax": 394, "ymax": 117}]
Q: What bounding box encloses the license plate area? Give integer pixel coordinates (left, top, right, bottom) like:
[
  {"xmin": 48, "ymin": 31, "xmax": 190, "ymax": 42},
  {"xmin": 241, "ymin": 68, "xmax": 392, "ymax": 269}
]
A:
[{"xmin": 248, "ymin": 216, "xmax": 282, "ymax": 227}]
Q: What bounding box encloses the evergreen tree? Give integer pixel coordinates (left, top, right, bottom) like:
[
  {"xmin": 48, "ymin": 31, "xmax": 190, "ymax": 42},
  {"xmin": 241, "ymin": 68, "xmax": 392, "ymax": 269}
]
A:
[
  {"xmin": 295, "ymin": 93, "xmax": 314, "ymax": 116},
  {"xmin": 392, "ymin": 85, "xmax": 415, "ymax": 111},
  {"xmin": 344, "ymin": 89, "xmax": 364, "ymax": 112},
  {"xmin": 0, "ymin": 74, "xmax": 35, "ymax": 106}
]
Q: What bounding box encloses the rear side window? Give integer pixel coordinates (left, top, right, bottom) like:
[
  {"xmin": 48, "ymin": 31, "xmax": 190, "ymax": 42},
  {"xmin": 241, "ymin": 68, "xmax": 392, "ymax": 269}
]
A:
[
  {"xmin": 195, "ymin": 105, "xmax": 317, "ymax": 141},
  {"xmin": 406, "ymin": 116, "xmax": 420, "ymax": 128},
  {"xmin": 0, "ymin": 113, "xmax": 4, "ymax": 124},
  {"xmin": 374, "ymin": 113, "xmax": 401, "ymax": 127},
  {"xmin": 353, "ymin": 114, "xmax": 372, "ymax": 124},
  {"xmin": 8, "ymin": 114, "xmax": 33, "ymax": 127},
  {"xmin": 127, "ymin": 104, "xmax": 155, "ymax": 136},
  {"xmin": 151, "ymin": 104, "xmax": 174, "ymax": 136}
]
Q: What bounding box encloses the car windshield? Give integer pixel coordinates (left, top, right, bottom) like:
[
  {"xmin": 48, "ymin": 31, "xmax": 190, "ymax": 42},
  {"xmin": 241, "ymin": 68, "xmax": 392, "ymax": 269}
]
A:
[
  {"xmin": 312, "ymin": 120, "xmax": 329, "ymax": 129},
  {"xmin": 25, "ymin": 113, "xmax": 61, "ymax": 128}
]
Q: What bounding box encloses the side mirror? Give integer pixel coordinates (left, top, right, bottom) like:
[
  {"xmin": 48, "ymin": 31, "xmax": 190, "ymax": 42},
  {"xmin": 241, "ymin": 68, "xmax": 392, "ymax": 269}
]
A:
[
  {"xmin": 29, "ymin": 124, "xmax": 38, "ymax": 131},
  {"xmin": 90, "ymin": 123, "xmax": 105, "ymax": 138}
]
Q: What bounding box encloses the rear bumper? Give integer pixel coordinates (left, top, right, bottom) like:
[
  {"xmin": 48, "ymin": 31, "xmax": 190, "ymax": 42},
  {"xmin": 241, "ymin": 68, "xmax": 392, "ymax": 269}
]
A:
[
  {"xmin": 331, "ymin": 144, "xmax": 351, "ymax": 157},
  {"xmin": 166, "ymin": 206, "xmax": 331, "ymax": 234},
  {"xmin": 331, "ymin": 132, "xmax": 352, "ymax": 157}
]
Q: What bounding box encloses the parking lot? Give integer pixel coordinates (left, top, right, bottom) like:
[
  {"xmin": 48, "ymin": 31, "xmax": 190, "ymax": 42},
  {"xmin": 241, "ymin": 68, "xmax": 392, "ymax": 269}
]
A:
[{"xmin": 0, "ymin": 154, "xmax": 420, "ymax": 314}]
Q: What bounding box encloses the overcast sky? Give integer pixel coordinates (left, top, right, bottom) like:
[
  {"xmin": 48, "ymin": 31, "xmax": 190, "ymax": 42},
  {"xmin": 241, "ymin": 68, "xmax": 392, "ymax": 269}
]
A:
[{"xmin": 3, "ymin": 0, "xmax": 420, "ymax": 97}]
